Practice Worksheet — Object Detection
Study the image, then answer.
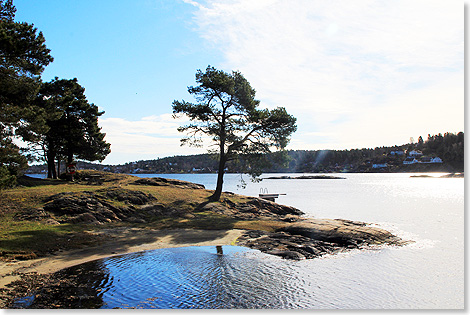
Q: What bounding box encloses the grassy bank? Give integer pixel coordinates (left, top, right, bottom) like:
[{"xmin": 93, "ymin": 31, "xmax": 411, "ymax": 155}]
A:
[{"xmin": 0, "ymin": 171, "xmax": 286, "ymax": 260}]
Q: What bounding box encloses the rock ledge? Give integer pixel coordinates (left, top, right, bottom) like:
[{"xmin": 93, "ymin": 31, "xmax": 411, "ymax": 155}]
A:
[{"xmin": 237, "ymin": 218, "xmax": 406, "ymax": 260}]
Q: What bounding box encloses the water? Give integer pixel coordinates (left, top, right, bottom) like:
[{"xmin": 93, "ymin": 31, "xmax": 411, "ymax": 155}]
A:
[{"xmin": 23, "ymin": 173, "xmax": 464, "ymax": 309}]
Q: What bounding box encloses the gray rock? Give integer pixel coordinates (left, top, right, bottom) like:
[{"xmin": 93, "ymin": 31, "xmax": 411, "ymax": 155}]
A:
[
  {"xmin": 266, "ymin": 250, "xmax": 305, "ymax": 260},
  {"xmin": 103, "ymin": 188, "xmax": 157, "ymax": 205}
]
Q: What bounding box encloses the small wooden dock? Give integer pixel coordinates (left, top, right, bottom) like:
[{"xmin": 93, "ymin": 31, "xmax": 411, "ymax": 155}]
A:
[{"xmin": 259, "ymin": 193, "xmax": 286, "ymax": 202}]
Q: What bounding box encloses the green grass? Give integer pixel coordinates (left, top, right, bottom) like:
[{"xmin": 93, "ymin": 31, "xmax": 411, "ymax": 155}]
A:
[{"xmin": 0, "ymin": 216, "xmax": 102, "ymax": 259}]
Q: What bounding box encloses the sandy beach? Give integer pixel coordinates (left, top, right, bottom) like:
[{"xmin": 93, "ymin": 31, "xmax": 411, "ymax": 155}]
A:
[{"xmin": 0, "ymin": 228, "xmax": 246, "ymax": 291}]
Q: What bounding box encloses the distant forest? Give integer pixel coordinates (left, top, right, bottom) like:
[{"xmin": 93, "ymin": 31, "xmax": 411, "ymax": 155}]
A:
[{"xmin": 27, "ymin": 132, "xmax": 464, "ymax": 174}]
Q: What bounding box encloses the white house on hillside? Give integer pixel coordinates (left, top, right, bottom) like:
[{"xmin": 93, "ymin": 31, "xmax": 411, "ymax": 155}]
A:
[
  {"xmin": 420, "ymin": 156, "xmax": 443, "ymax": 164},
  {"xmin": 403, "ymin": 157, "xmax": 419, "ymax": 165},
  {"xmin": 403, "ymin": 156, "xmax": 443, "ymax": 165},
  {"xmin": 372, "ymin": 163, "xmax": 388, "ymax": 169},
  {"xmin": 408, "ymin": 150, "xmax": 423, "ymax": 157},
  {"xmin": 390, "ymin": 150, "xmax": 404, "ymax": 156}
]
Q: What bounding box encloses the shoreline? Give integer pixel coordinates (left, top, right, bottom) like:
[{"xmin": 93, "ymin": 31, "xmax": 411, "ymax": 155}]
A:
[{"xmin": 0, "ymin": 228, "xmax": 246, "ymax": 291}]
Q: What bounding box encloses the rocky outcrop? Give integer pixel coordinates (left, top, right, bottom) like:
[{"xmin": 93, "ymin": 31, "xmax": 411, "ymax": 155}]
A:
[
  {"xmin": 279, "ymin": 218, "xmax": 400, "ymax": 246},
  {"xmin": 103, "ymin": 187, "xmax": 157, "ymax": 205},
  {"xmin": 200, "ymin": 196, "xmax": 304, "ymax": 221},
  {"xmin": 439, "ymin": 173, "xmax": 464, "ymax": 178},
  {"xmin": 237, "ymin": 219, "xmax": 406, "ymax": 260},
  {"xmin": 15, "ymin": 188, "xmax": 182, "ymax": 225},
  {"xmin": 43, "ymin": 191, "xmax": 134, "ymax": 224},
  {"xmin": 131, "ymin": 177, "xmax": 205, "ymax": 189},
  {"xmin": 13, "ymin": 184, "xmax": 304, "ymax": 225}
]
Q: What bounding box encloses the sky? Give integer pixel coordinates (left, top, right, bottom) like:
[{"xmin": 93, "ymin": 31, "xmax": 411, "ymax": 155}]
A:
[{"xmin": 14, "ymin": 0, "xmax": 464, "ymax": 165}]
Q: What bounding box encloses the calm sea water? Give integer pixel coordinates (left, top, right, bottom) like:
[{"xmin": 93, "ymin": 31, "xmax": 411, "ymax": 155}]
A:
[{"xmin": 24, "ymin": 173, "xmax": 464, "ymax": 309}]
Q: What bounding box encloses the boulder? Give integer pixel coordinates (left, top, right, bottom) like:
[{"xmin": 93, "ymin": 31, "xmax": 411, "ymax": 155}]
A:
[{"xmin": 244, "ymin": 197, "xmax": 304, "ymax": 216}]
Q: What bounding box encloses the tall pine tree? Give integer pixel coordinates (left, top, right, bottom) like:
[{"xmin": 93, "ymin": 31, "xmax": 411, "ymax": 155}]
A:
[
  {"xmin": 173, "ymin": 66, "xmax": 297, "ymax": 201},
  {"xmin": 0, "ymin": 0, "xmax": 53, "ymax": 186}
]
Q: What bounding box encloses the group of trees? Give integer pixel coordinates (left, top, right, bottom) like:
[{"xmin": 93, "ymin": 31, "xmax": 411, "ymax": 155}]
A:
[
  {"xmin": 34, "ymin": 78, "xmax": 110, "ymax": 178},
  {"xmin": 415, "ymin": 132, "xmax": 464, "ymax": 170},
  {"xmin": 0, "ymin": 0, "xmax": 110, "ymax": 187}
]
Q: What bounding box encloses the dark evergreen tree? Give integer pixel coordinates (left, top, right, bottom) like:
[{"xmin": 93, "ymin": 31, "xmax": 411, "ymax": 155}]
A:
[
  {"xmin": 173, "ymin": 66, "xmax": 297, "ymax": 201},
  {"xmin": 35, "ymin": 78, "xmax": 111, "ymax": 178},
  {"xmin": 0, "ymin": 0, "xmax": 53, "ymax": 186}
]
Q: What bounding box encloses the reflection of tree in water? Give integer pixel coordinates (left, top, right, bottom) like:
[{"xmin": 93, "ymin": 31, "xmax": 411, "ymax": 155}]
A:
[
  {"xmin": 27, "ymin": 260, "xmax": 111, "ymax": 309},
  {"xmin": 177, "ymin": 246, "xmax": 247, "ymax": 308},
  {"xmin": 205, "ymin": 246, "xmax": 247, "ymax": 308},
  {"xmin": 196, "ymin": 246, "xmax": 283, "ymax": 308}
]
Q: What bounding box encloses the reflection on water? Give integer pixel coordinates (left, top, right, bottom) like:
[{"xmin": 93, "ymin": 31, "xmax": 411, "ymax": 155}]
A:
[
  {"xmin": 17, "ymin": 242, "xmax": 462, "ymax": 309},
  {"xmin": 18, "ymin": 246, "xmax": 366, "ymax": 309},
  {"xmin": 84, "ymin": 245, "xmax": 318, "ymax": 309}
]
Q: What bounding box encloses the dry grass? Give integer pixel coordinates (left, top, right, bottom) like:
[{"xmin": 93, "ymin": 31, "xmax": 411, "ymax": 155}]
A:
[
  {"xmin": 127, "ymin": 185, "xmax": 212, "ymax": 208},
  {"xmin": 0, "ymin": 172, "xmax": 136, "ymax": 258}
]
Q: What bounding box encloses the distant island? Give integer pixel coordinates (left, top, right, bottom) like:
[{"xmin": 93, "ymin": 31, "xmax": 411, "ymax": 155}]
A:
[
  {"xmin": 264, "ymin": 175, "xmax": 346, "ymax": 180},
  {"xmin": 410, "ymin": 173, "xmax": 464, "ymax": 178},
  {"xmin": 26, "ymin": 132, "xmax": 464, "ymax": 175}
]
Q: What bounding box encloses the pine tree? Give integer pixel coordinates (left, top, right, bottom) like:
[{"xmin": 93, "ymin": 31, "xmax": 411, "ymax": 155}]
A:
[
  {"xmin": 35, "ymin": 78, "xmax": 111, "ymax": 178},
  {"xmin": 173, "ymin": 66, "xmax": 297, "ymax": 201},
  {"xmin": 0, "ymin": 0, "xmax": 53, "ymax": 185}
]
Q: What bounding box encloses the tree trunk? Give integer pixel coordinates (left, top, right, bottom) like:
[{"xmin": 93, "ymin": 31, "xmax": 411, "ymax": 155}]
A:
[
  {"xmin": 47, "ymin": 151, "xmax": 57, "ymax": 179},
  {"xmin": 57, "ymin": 157, "xmax": 61, "ymax": 177},
  {"xmin": 210, "ymin": 108, "xmax": 228, "ymax": 201},
  {"xmin": 67, "ymin": 152, "xmax": 73, "ymax": 165},
  {"xmin": 210, "ymin": 156, "xmax": 226, "ymax": 201},
  {"xmin": 67, "ymin": 153, "xmax": 74, "ymax": 181}
]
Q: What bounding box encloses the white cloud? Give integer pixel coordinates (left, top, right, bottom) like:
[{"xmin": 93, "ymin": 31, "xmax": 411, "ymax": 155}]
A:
[
  {"xmin": 186, "ymin": 0, "xmax": 464, "ymax": 150},
  {"xmin": 99, "ymin": 114, "xmax": 207, "ymax": 164},
  {"xmin": 100, "ymin": 1, "xmax": 463, "ymax": 164}
]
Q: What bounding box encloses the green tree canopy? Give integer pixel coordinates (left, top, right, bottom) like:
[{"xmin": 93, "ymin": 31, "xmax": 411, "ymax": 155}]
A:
[
  {"xmin": 173, "ymin": 66, "xmax": 297, "ymax": 200},
  {"xmin": 35, "ymin": 77, "xmax": 111, "ymax": 178},
  {"xmin": 0, "ymin": 0, "xmax": 53, "ymax": 186},
  {"xmin": 0, "ymin": 0, "xmax": 53, "ymax": 129}
]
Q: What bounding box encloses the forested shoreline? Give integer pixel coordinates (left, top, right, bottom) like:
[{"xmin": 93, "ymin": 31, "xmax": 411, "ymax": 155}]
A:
[{"xmin": 27, "ymin": 132, "xmax": 464, "ymax": 175}]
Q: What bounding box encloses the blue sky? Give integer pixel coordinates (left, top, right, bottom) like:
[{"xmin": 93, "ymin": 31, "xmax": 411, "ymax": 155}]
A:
[{"xmin": 15, "ymin": 0, "xmax": 464, "ymax": 165}]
